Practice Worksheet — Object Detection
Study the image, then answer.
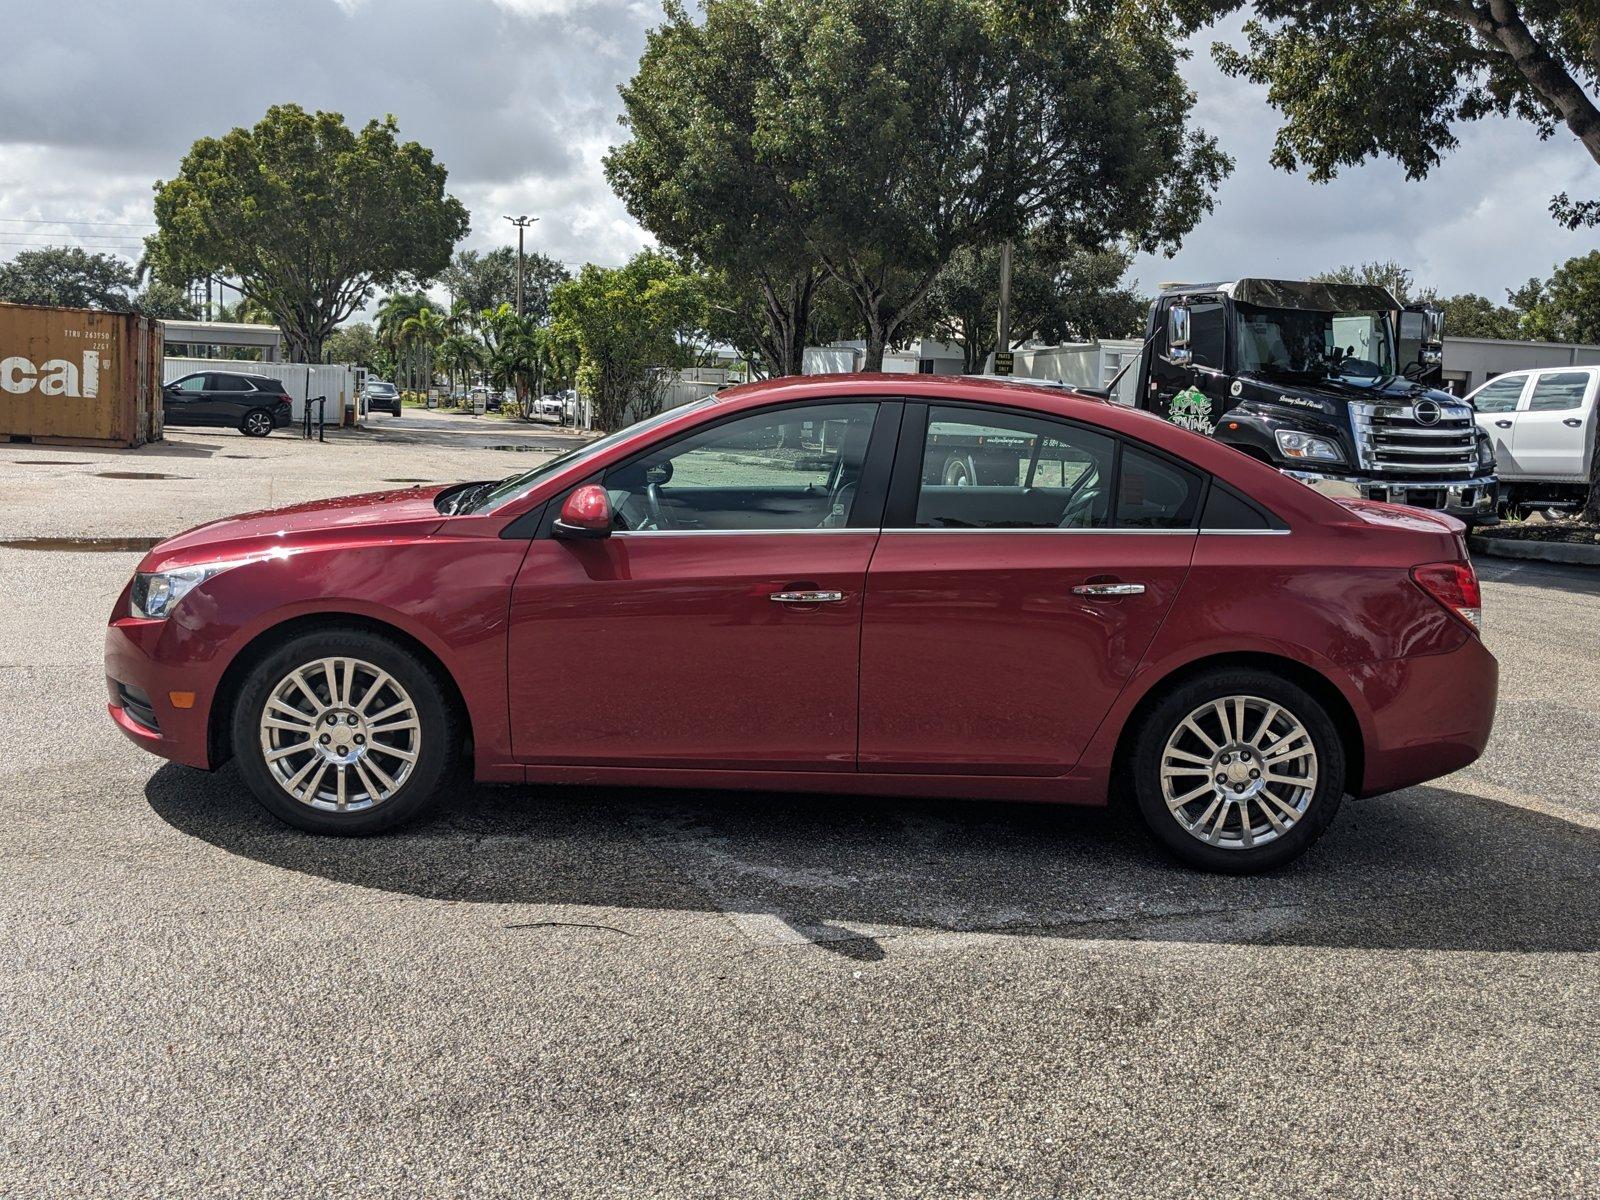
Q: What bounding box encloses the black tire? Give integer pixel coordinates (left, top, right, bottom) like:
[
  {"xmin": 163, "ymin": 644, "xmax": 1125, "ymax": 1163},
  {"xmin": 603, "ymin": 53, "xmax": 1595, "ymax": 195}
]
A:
[
  {"xmin": 230, "ymin": 628, "xmax": 457, "ymax": 834},
  {"xmin": 942, "ymin": 456, "xmax": 973, "ymax": 486},
  {"xmin": 241, "ymin": 408, "xmax": 274, "ymax": 437},
  {"xmin": 1129, "ymin": 668, "xmax": 1346, "ymax": 873}
]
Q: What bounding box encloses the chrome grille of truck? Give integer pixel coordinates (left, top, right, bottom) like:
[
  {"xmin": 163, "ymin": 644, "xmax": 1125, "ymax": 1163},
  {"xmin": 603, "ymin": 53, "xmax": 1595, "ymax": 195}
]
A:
[{"xmin": 1351, "ymin": 400, "xmax": 1479, "ymax": 476}]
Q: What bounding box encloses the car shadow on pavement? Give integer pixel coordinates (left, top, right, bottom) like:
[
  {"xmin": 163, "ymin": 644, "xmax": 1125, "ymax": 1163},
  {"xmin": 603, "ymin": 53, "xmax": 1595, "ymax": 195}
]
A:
[{"xmin": 145, "ymin": 763, "xmax": 1600, "ymax": 955}]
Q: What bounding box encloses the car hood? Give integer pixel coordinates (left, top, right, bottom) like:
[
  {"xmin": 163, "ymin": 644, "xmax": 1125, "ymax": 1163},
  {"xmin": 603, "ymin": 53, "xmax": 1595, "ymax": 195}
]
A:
[{"xmin": 140, "ymin": 485, "xmax": 452, "ymax": 572}]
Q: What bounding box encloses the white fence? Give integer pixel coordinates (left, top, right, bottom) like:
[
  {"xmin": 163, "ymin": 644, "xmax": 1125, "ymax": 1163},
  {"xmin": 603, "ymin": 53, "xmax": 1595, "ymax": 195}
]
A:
[{"xmin": 162, "ymin": 357, "xmax": 364, "ymax": 423}]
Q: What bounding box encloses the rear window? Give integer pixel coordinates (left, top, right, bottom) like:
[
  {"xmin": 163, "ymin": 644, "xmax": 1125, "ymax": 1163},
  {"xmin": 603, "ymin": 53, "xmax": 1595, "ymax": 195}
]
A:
[{"xmin": 209, "ymin": 374, "xmax": 255, "ymax": 392}]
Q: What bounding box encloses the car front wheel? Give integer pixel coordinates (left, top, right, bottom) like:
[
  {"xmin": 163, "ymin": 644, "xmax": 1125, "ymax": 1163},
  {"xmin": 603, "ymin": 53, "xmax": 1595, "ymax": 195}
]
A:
[
  {"xmin": 241, "ymin": 408, "xmax": 275, "ymax": 437},
  {"xmin": 1130, "ymin": 668, "xmax": 1346, "ymax": 872},
  {"xmin": 231, "ymin": 629, "xmax": 456, "ymax": 834}
]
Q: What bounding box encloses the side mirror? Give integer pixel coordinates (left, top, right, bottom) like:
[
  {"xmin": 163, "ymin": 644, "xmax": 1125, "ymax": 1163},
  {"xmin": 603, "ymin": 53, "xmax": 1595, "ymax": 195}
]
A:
[
  {"xmin": 1164, "ymin": 303, "xmax": 1193, "ymax": 368},
  {"xmin": 1421, "ymin": 307, "xmax": 1444, "ymax": 364},
  {"xmin": 552, "ymin": 484, "xmax": 613, "ymax": 540}
]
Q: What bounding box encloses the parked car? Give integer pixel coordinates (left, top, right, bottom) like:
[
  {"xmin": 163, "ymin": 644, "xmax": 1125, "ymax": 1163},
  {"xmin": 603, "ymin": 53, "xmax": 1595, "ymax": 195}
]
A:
[
  {"xmin": 162, "ymin": 371, "xmax": 293, "ymax": 437},
  {"xmin": 537, "ymin": 394, "xmax": 565, "ymax": 418},
  {"xmin": 363, "ymin": 380, "xmax": 401, "ymax": 416},
  {"xmin": 1468, "ymin": 366, "xmax": 1597, "ymax": 514},
  {"xmin": 106, "ymin": 375, "xmax": 1496, "ymax": 871}
]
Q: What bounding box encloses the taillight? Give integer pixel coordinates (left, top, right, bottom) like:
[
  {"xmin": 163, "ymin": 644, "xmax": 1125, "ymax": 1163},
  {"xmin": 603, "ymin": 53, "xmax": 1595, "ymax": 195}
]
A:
[{"xmin": 1411, "ymin": 561, "xmax": 1482, "ymax": 634}]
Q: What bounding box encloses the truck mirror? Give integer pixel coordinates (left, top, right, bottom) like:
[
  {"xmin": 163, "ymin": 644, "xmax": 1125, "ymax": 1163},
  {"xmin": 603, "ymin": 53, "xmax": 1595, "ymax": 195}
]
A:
[
  {"xmin": 1420, "ymin": 307, "xmax": 1444, "ymax": 365},
  {"xmin": 1164, "ymin": 303, "xmax": 1193, "ymax": 368}
]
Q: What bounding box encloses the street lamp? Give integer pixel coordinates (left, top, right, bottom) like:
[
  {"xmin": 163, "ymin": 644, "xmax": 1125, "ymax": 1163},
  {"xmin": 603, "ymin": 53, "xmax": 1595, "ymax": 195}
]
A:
[{"xmin": 504, "ymin": 214, "xmax": 538, "ymax": 317}]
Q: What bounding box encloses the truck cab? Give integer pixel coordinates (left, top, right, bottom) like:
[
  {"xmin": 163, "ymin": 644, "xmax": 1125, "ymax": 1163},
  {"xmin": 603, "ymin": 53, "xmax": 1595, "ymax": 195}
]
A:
[{"xmin": 1134, "ymin": 279, "xmax": 1498, "ymax": 525}]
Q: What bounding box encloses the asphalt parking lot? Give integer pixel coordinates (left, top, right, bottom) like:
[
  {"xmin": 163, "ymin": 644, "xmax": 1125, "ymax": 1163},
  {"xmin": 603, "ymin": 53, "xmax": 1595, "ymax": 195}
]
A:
[{"xmin": 1, "ymin": 418, "xmax": 1596, "ymax": 1197}]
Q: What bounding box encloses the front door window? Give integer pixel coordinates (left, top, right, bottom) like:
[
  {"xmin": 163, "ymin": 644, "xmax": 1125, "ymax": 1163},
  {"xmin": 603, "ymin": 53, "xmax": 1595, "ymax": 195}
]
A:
[{"xmin": 603, "ymin": 403, "xmax": 878, "ymax": 531}]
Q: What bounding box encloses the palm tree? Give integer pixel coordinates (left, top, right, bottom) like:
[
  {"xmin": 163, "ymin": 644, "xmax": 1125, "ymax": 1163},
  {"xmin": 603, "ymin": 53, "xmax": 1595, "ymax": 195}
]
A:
[
  {"xmin": 480, "ymin": 304, "xmax": 546, "ymax": 417},
  {"xmin": 436, "ymin": 333, "xmax": 485, "ymax": 398},
  {"xmin": 399, "ymin": 305, "xmax": 447, "ymax": 399},
  {"xmin": 376, "ymin": 292, "xmax": 428, "ymax": 392}
]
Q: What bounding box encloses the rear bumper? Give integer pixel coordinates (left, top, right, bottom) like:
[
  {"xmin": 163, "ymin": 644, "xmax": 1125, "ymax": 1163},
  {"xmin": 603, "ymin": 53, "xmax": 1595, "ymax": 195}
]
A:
[
  {"xmin": 1350, "ymin": 633, "xmax": 1499, "ymax": 797},
  {"xmin": 1285, "ymin": 470, "xmax": 1498, "ymax": 522},
  {"xmin": 104, "ymin": 617, "xmax": 215, "ymax": 769}
]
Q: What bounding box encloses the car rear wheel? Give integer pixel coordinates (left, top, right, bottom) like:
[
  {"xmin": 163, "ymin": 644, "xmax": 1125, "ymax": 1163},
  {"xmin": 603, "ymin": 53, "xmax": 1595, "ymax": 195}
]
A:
[
  {"xmin": 241, "ymin": 408, "xmax": 274, "ymax": 437},
  {"xmin": 231, "ymin": 629, "xmax": 456, "ymax": 834},
  {"xmin": 1130, "ymin": 669, "xmax": 1345, "ymax": 872}
]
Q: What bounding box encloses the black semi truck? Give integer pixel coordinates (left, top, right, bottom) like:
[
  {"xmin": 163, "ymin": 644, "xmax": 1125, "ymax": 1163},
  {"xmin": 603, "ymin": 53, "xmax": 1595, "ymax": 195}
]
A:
[{"xmin": 1116, "ymin": 278, "xmax": 1498, "ymax": 525}]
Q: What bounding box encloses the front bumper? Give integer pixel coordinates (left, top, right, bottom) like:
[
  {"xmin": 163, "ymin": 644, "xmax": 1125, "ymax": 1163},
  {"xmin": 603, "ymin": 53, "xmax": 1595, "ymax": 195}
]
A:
[
  {"xmin": 104, "ymin": 617, "xmax": 216, "ymax": 769},
  {"xmin": 1284, "ymin": 470, "xmax": 1498, "ymax": 522}
]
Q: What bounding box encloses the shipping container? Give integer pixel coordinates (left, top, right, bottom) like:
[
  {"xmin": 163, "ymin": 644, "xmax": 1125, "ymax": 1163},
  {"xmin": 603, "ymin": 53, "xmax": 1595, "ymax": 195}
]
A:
[{"xmin": 0, "ymin": 302, "xmax": 164, "ymax": 447}]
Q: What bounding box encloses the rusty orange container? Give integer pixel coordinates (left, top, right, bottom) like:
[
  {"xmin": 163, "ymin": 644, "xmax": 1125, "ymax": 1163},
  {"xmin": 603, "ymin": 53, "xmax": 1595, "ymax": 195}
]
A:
[{"xmin": 0, "ymin": 302, "xmax": 164, "ymax": 447}]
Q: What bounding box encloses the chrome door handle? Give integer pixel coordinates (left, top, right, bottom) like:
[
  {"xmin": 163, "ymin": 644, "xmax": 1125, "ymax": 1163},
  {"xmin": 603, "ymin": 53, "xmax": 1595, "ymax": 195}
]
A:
[
  {"xmin": 1564, "ymin": 417, "xmax": 1583, "ymax": 427},
  {"xmin": 1494, "ymin": 420, "xmax": 1513, "ymax": 428},
  {"xmin": 769, "ymin": 590, "xmax": 845, "ymax": 604},
  {"xmin": 1071, "ymin": 583, "xmax": 1145, "ymax": 597}
]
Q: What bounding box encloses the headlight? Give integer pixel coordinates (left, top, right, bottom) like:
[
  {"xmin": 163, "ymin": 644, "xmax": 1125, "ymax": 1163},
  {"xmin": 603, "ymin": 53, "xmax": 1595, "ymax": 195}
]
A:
[
  {"xmin": 130, "ymin": 559, "xmax": 253, "ymax": 619},
  {"xmin": 1476, "ymin": 436, "xmax": 1494, "ymax": 470},
  {"xmin": 1275, "ymin": 429, "xmax": 1344, "ymax": 464}
]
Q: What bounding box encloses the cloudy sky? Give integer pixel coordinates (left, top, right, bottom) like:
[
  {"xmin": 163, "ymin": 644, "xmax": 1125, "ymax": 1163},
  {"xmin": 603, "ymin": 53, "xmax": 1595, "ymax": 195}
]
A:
[{"xmin": 1, "ymin": 0, "xmax": 1596, "ymax": 306}]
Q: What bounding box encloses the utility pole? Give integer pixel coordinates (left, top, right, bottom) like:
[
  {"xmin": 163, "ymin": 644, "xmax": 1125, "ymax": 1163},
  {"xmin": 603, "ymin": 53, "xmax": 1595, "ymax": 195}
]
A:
[
  {"xmin": 994, "ymin": 240, "xmax": 1014, "ymax": 375},
  {"xmin": 504, "ymin": 214, "xmax": 538, "ymax": 316}
]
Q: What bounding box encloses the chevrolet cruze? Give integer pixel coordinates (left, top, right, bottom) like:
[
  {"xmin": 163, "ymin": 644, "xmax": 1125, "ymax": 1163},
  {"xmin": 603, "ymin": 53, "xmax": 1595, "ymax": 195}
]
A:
[{"xmin": 106, "ymin": 375, "xmax": 1498, "ymax": 871}]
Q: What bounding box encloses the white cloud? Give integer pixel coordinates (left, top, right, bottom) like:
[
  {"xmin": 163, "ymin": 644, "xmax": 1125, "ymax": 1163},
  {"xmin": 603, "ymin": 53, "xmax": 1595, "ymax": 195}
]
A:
[
  {"xmin": 2, "ymin": 0, "xmax": 1595, "ymax": 309},
  {"xmin": 1131, "ymin": 22, "xmax": 1600, "ymax": 300}
]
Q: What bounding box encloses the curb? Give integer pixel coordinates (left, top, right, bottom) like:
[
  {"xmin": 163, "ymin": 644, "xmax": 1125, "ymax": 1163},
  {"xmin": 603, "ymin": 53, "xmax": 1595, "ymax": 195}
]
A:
[{"xmin": 1469, "ymin": 534, "xmax": 1600, "ymax": 566}]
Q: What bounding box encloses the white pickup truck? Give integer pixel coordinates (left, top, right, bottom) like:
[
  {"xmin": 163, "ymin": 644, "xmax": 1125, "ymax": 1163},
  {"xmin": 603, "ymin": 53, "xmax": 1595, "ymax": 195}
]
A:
[{"xmin": 1469, "ymin": 365, "xmax": 1598, "ymax": 513}]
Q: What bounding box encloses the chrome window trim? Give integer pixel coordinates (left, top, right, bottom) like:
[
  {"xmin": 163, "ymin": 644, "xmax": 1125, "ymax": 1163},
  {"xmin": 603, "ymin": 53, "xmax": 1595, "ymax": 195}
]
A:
[
  {"xmin": 611, "ymin": 527, "xmax": 870, "ymax": 537},
  {"xmin": 609, "ymin": 525, "xmax": 1287, "ymax": 537},
  {"xmin": 880, "ymin": 527, "xmax": 1202, "ymax": 536}
]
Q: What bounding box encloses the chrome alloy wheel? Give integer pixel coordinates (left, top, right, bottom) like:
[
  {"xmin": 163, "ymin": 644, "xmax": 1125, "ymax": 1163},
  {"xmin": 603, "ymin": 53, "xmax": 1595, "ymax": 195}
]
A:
[
  {"xmin": 257, "ymin": 656, "xmax": 420, "ymax": 812},
  {"xmin": 244, "ymin": 411, "xmax": 272, "ymax": 435},
  {"xmin": 1159, "ymin": 695, "xmax": 1319, "ymax": 850}
]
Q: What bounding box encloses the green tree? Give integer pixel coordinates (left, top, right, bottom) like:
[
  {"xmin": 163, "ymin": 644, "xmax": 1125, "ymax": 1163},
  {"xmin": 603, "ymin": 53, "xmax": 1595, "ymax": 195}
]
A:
[
  {"xmin": 1203, "ymin": 1, "xmax": 1600, "ymax": 227},
  {"xmin": 323, "ymin": 322, "xmax": 382, "ymax": 368},
  {"xmin": 400, "ymin": 306, "xmax": 448, "ymax": 396},
  {"xmin": 1437, "ymin": 292, "xmax": 1523, "ymax": 340},
  {"xmin": 376, "ymin": 292, "xmax": 430, "ymax": 392},
  {"xmin": 1515, "ymin": 250, "xmax": 1600, "ymax": 342},
  {"xmin": 146, "ymin": 104, "xmax": 469, "ymax": 362},
  {"xmin": 925, "ymin": 238, "xmax": 1147, "ymax": 373},
  {"xmin": 550, "ymin": 250, "xmax": 709, "ymax": 430},
  {"xmin": 0, "ymin": 246, "xmax": 139, "ymax": 310},
  {"xmin": 440, "ymin": 247, "xmax": 570, "ymax": 318},
  {"xmin": 607, "ymin": 2, "xmax": 824, "ymax": 376},
  {"xmin": 609, "ymin": 0, "xmax": 1227, "ymax": 372},
  {"xmin": 132, "ymin": 281, "xmax": 200, "ymax": 320}
]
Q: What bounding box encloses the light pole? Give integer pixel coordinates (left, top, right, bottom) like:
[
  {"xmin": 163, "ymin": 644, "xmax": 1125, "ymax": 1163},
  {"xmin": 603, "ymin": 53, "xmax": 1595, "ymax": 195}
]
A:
[{"xmin": 504, "ymin": 214, "xmax": 538, "ymax": 316}]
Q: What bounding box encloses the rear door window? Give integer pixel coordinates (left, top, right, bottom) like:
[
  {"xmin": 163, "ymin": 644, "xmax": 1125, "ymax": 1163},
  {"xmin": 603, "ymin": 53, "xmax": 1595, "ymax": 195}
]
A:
[
  {"xmin": 209, "ymin": 374, "xmax": 255, "ymax": 392},
  {"xmin": 1525, "ymin": 371, "xmax": 1591, "ymax": 411},
  {"xmin": 913, "ymin": 408, "xmax": 1116, "ymax": 529},
  {"xmin": 1116, "ymin": 445, "xmax": 1203, "ymax": 529}
]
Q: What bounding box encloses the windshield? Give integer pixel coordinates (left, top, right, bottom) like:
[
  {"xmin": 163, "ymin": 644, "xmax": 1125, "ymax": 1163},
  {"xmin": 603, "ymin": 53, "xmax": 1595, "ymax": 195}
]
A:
[
  {"xmin": 460, "ymin": 397, "xmax": 719, "ymax": 514},
  {"xmin": 1235, "ymin": 302, "xmax": 1394, "ymax": 382}
]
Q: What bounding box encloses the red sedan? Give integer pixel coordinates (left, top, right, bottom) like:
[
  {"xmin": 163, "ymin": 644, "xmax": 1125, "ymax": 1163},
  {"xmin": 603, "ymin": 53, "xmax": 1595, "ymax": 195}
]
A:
[{"xmin": 106, "ymin": 375, "xmax": 1497, "ymax": 871}]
